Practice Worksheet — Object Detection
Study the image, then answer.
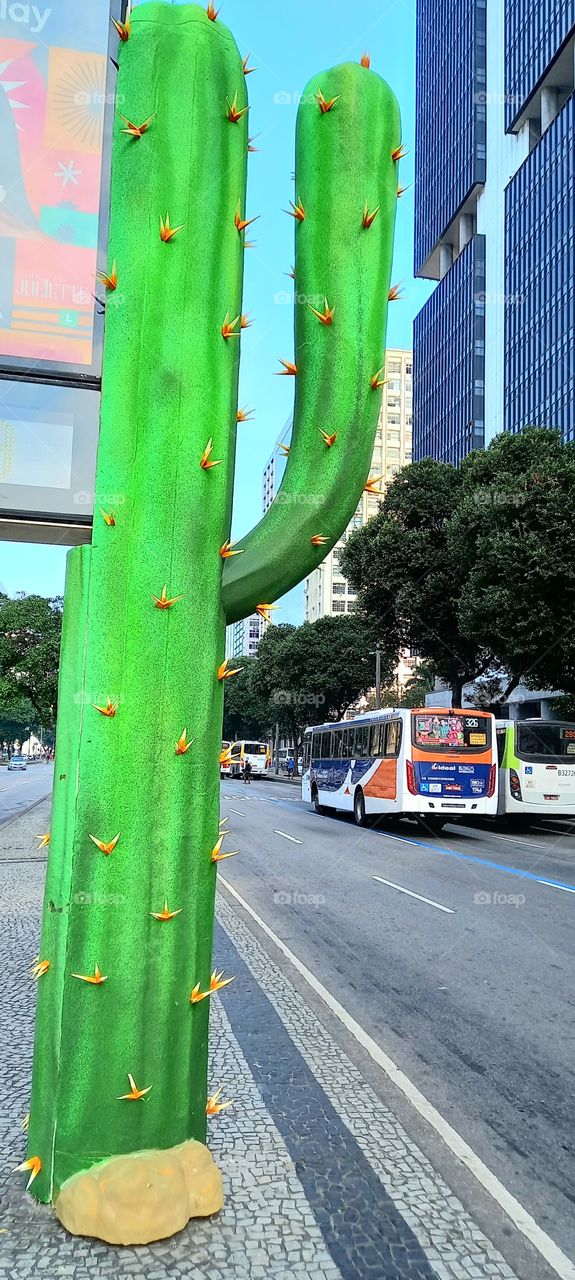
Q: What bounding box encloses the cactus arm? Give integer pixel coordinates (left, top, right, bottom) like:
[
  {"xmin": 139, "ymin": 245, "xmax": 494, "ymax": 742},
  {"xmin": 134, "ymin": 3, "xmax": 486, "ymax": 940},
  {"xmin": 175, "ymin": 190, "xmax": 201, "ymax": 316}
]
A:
[
  {"xmin": 27, "ymin": 3, "xmax": 247, "ymax": 1199},
  {"xmin": 222, "ymin": 63, "xmax": 400, "ymax": 625}
]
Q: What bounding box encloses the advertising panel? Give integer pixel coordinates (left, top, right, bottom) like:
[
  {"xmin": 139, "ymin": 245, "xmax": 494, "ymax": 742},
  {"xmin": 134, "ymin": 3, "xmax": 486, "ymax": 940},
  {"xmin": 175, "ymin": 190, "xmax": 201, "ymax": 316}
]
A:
[{"xmin": 0, "ymin": 1, "xmax": 116, "ymax": 377}]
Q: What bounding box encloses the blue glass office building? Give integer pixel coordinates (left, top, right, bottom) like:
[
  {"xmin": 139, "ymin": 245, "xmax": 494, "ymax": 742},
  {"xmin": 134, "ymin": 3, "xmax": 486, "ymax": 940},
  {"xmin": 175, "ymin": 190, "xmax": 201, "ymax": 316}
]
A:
[
  {"xmin": 414, "ymin": 237, "xmax": 485, "ymax": 463},
  {"xmin": 414, "ymin": 0, "xmax": 575, "ymax": 462},
  {"xmin": 505, "ymin": 95, "xmax": 575, "ymax": 442},
  {"xmin": 414, "ymin": 0, "xmax": 486, "ymax": 277}
]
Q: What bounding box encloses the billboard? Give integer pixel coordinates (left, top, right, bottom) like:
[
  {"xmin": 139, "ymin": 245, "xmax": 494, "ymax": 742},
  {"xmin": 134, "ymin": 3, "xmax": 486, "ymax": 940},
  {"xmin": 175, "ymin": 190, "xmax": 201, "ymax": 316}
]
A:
[
  {"xmin": 0, "ymin": 375, "xmax": 100, "ymax": 540},
  {"xmin": 0, "ymin": 2, "xmax": 117, "ymax": 379}
]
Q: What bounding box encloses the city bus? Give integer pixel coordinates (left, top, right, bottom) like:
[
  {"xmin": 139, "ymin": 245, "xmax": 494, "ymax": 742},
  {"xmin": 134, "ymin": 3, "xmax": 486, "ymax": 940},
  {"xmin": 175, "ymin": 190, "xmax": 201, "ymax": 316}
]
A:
[
  {"xmin": 228, "ymin": 740, "xmax": 268, "ymax": 778},
  {"xmin": 302, "ymin": 708, "xmax": 497, "ymax": 832},
  {"xmin": 220, "ymin": 741, "xmax": 234, "ymax": 778},
  {"xmin": 496, "ymin": 719, "xmax": 575, "ymax": 823}
]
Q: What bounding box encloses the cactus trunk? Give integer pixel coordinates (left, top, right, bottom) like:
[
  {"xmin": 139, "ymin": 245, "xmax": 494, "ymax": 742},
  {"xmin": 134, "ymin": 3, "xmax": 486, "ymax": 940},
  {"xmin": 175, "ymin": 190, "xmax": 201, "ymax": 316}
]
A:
[
  {"xmin": 28, "ymin": 3, "xmax": 247, "ymax": 1200},
  {"xmin": 26, "ymin": 1, "xmax": 400, "ymax": 1234}
]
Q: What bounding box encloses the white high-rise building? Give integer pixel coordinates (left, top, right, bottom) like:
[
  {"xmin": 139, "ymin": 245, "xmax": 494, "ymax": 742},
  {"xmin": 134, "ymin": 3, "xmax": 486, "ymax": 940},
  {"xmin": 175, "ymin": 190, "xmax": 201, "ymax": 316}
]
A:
[
  {"xmin": 224, "ymin": 416, "xmax": 293, "ymax": 659},
  {"xmin": 225, "ymin": 612, "xmax": 266, "ymax": 661},
  {"xmin": 262, "ymin": 415, "xmax": 292, "ymax": 514},
  {"xmin": 304, "ymin": 349, "xmax": 413, "ymax": 621}
]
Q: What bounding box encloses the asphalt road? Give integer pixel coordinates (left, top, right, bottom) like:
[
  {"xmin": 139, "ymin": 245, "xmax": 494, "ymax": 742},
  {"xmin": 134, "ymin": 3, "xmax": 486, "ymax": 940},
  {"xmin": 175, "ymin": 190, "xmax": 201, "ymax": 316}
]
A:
[
  {"xmin": 219, "ymin": 775, "xmax": 575, "ymax": 1274},
  {"xmin": 0, "ymin": 762, "xmax": 54, "ymax": 827}
]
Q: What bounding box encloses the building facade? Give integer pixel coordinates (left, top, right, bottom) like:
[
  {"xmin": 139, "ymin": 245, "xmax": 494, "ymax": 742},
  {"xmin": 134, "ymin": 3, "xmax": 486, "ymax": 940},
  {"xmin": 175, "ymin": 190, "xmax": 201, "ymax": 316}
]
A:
[
  {"xmin": 225, "ymin": 613, "xmax": 267, "ymax": 661},
  {"xmin": 304, "ymin": 349, "xmax": 413, "ymax": 621},
  {"xmin": 262, "ymin": 416, "xmax": 292, "ymax": 514},
  {"xmin": 224, "ymin": 416, "xmax": 293, "ymax": 659},
  {"xmin": 413, "ymin": 0, "xmax": 575, "ymax": 461}
]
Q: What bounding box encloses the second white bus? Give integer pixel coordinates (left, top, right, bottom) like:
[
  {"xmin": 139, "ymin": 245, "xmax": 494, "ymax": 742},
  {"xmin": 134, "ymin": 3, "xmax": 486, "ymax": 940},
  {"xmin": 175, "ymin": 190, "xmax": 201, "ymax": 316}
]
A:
[{"xmin": 496, "ymin": 719, "xmax": 575, "ymax": 823}]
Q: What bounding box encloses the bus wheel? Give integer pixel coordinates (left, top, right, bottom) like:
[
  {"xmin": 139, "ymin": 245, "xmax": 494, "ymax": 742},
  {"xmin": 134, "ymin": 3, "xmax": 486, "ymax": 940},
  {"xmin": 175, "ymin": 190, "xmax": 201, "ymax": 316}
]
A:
[
  {"xmin": 354, "ymin": 788, "xmax": 368, "ymax": 827},
  {"xmin": 416, "ymin": 815, "xmax": 446, "ymax": 836},
  {"xmin": 312, "ymin": 788, "xmax": 325, "ymax": 816}
]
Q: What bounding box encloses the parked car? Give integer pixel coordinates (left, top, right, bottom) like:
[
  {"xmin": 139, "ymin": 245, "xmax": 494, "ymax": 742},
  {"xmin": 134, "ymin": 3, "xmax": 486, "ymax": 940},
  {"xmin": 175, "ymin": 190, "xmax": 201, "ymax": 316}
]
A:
[{"xmin": 8, "ymin": 755, "xmax": 26, "ymax": 771}]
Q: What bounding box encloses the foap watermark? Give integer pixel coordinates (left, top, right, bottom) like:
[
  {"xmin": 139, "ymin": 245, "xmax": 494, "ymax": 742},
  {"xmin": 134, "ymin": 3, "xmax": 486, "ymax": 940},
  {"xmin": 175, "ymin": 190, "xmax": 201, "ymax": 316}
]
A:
[
  {"xmin": 474, "ymin": 290, "xmax": 525, "ymax": 307},
  {"xmin": 274, "ymin": 290, "xmax": 326, "ymax": 308},
  {"xmin": 73, "ymin": 891, "xmax": 126, "ymax": 907},
  {"xmin": 275, "ymin": 491, "xmax": 323, "ymax": 507},
  {"xmin": 73, "ymin": 490, "xmax": 127, "ymax": 508},
  {"xmin": 475, "ymin": 488, "xmax": 526, "ymax": 508},
  {"xmin": 273, "ymin": 691, "xmax": 325, "ymax": 708},
  {"xmin": 74, "ymin": 91, "xmax": 123, "ymax": 107},
  {"xmin": 473, "ymin": 91, "xmax": 521, "ymax": 107},
  {"xmin": 274, "ymin": 890, "xmax": 325, "ymax": 907},
  {"xmin": 474, "ymin": 890, "xmax": 525, "ymax": 907},
  {"xmin": 73, "ymin": 691, "xmax": 124, "ymax": 708},
  {"xmin": 273, "ymin": 90, "xmax": 319, "ymax": 107}
]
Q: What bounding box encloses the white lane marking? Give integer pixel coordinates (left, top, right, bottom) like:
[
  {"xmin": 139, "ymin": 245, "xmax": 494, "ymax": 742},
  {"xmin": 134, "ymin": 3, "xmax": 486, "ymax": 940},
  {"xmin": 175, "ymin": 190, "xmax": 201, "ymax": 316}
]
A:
[
  {"xmin": 372, "ymin": 875, "xmax": 455, "ymax": 914},
  {"xmin": 376, "ymin": 830, "xmax": 427, "ymax": 850},
  {"xmin": 219, "ymin": 877, "xmax": 575, "ymax": 1280},
  {"xmin": 464, "ymin": 830, "xmax": 548, "ymax": 851},
  {"xmin": 533, "ymin": 825, "xmax": 575, "ymax": 837},
  {"xmin": 537, "ymin": 879, "xmax": 575, "ymax": 894},
  {"xmin": 229, "ymin": 808, "xmax": 245, "ymax": 817},
  {"xmin": 273, "ymin": 829, "xmax": 303, "ymax": 845}
]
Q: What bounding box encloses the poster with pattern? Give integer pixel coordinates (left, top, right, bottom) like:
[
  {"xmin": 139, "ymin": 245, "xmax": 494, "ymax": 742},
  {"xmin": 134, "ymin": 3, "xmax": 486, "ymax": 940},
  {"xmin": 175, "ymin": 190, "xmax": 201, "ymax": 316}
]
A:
[{"xmin": 0, "ymin": 3, "xmax": 111, "ymax": 369}]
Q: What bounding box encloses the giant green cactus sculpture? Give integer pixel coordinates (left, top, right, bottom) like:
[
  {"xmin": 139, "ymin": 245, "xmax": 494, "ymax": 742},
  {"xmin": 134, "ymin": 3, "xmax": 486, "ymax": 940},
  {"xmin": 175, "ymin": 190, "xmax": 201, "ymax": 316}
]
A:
[{"xmin": 24, "ymin": 0, "xmax": 400, "ymax": 1239}]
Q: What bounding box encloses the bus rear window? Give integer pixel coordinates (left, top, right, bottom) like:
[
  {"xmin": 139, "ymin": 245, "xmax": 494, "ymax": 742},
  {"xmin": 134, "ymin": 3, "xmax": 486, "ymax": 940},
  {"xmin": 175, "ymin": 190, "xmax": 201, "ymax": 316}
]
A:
[
  {"xmin": 412, "ymin": 713, "xmax": 491, "ymax": 752},
  {"xmin": 516, "ymin": 722, "xmax": 575, "ymax": 761},
  {"xmin": 244, "ymin": 742, "xmax": 267, "ymax": 754}
]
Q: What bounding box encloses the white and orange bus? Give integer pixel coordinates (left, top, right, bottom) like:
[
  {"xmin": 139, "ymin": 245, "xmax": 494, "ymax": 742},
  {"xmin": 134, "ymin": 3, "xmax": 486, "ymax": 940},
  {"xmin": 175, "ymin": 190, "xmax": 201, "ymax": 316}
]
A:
[{"xmin": 302, "ymin": 708, "xmax": 497, "ymax": 834}]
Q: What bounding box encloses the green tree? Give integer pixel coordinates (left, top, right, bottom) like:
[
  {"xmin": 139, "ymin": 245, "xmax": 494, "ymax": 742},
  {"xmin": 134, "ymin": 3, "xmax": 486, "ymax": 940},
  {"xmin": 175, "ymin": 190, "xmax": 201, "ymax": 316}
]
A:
[
  {"xmin": 0, "ymin": 593, "xmax": 62, "ymax": 729},
  {"xmin": 340, "ymin": 460, "xmax": 487, "ymax": 703},
  {"xmin": 254, "ymin": 615, "xmax": 389, "ymax": 768},
  {"xmin": 341, "ymin": 429, "xmax": 575, "ymax": 706},
  {"xmin": 368, "ymin": 660, "xmax": 436, "ymax": 711},
  {"xmin": 222, "ymin": 657, "xmax": 273, "ymax": 742},
  {"xmin": 0, "ymin": 696, "xmax": 48, "ymax": 747},
  {"xmin": 454, "ymin": 428, "xmax": 575, "ymax": 698}
]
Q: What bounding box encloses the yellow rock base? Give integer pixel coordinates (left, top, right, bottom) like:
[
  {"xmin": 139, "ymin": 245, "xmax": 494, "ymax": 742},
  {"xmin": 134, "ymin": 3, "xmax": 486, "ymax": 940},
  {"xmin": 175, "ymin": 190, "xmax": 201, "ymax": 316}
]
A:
[{"xmin": 54, "ymin": 1139, "xmax": 224, "ymax": 1245}]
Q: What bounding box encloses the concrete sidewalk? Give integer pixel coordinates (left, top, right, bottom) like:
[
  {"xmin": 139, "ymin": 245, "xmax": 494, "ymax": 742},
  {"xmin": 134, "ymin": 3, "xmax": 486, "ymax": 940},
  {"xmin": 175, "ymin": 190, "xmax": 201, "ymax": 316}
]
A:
[{"xmin": 1, "ymin": 807, "xmax": 519, "ymax": 1280}]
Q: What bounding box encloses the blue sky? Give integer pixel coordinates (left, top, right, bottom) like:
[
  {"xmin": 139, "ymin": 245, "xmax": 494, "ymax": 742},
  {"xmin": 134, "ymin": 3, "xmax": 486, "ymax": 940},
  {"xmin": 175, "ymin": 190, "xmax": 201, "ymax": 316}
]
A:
[{"xmin": 1, "ymin": 0, "xmax": 433, "ymax": 613}]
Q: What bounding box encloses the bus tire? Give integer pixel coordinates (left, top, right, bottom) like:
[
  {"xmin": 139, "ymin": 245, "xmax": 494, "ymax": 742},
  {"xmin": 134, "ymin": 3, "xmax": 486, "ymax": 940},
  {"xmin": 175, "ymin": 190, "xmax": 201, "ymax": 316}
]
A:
[
  {"xmin": 312, "ymin": 787, "xmax": 325, "ymax": 816},
  {"xmin": 354, "ymin": 788, "xmax": 368, "ymax": 827}
]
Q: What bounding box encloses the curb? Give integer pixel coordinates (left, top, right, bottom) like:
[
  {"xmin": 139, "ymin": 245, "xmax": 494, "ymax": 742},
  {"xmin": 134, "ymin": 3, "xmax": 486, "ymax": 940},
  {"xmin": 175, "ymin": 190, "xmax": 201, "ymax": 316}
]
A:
[
  {"xmin": 262, "ymin": 773, "xmax": 301, "ymax": 787},
  {"xmin": 0, "ymin": 792, "xmax": 52, "ymax": 833}
]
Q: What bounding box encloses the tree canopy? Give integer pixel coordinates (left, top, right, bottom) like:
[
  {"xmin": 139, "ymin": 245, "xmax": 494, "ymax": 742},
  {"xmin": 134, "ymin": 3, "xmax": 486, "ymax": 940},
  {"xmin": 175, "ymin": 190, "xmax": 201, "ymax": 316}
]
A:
[
  {"xmin": 222, "ymin": 657, "xmax": 272, "ymax": 742},
  {"xmin": 0, "ymin": 593, "xmax": 62, "ymax": 729},
  {"xmin": 223, "ymin": 614, "xmax": 389, "ymax": 765},
  {"xmin": 251, "ymin": 615, "xmax": 389, "ymax": 762},
  {"xmin": 340, "ymin": 428, "xmax": 575, "ymax": 706}
]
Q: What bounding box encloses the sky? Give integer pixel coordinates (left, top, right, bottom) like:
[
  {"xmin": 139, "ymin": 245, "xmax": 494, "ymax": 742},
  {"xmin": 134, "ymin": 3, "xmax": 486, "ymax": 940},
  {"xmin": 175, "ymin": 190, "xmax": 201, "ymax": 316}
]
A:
[{"xmin": 0, "ymin": 0, "xmax": 434, "ymax": 616}]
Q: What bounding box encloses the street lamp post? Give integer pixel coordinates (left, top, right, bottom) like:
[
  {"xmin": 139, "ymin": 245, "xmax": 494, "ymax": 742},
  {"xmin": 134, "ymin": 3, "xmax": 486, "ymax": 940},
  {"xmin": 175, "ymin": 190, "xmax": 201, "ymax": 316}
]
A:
[{"xmin": 370, "ymin": 650, "xmax": 382, "ymax": 710}]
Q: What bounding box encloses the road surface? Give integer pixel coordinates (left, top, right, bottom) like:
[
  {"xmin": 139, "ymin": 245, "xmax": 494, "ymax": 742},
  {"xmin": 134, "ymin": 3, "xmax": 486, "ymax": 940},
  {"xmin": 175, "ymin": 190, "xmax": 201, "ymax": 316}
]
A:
[
  {"xmin": 219, "ymin": 775, "xmax": 575, "ymax": 1276},
  {"xmin": 0, "ymin": 762, "xmax": 54, "ymax": 827}
]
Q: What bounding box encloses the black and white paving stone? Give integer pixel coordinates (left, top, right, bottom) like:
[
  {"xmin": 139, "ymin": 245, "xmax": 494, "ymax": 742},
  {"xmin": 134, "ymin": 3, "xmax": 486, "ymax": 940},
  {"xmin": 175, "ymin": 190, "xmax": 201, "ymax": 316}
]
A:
[{"xmin": 0, "ymin": 828, "xmax": 517, "ymax": 1280}]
